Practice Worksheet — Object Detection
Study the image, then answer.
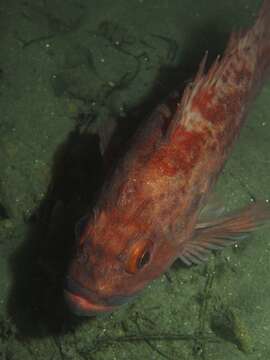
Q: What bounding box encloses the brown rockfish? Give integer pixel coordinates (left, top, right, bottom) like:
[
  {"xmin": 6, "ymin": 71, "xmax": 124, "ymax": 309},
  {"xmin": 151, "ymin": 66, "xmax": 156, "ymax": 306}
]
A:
[{"xmin": 65, "ymin": 0, "xmax": 270, "ymax": 315}]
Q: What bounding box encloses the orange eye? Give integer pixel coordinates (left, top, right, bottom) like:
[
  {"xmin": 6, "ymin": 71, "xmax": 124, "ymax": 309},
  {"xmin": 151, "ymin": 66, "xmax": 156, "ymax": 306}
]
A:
[{"xmin": 126, "ymin": 242, "xmax": 152, "ymax": 274}]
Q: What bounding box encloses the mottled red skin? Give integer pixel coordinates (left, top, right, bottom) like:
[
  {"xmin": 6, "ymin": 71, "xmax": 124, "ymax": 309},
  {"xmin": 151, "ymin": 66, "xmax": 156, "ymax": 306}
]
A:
[{"xmin": 66, "ymin": 3, "xmax": 270, "ymax": 314}]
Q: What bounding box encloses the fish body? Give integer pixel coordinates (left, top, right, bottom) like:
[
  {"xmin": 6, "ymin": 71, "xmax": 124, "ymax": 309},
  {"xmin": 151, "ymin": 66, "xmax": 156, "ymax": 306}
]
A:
[{"xmin": 65, "ymin": 1, "xmax": 270, "ymax": 315}]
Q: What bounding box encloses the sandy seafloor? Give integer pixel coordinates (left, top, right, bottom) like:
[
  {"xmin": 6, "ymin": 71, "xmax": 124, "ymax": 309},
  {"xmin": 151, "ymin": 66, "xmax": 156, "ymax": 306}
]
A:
[{"xmin": 0, "ymin": 0, "xmax": 270, "ymax": 359}]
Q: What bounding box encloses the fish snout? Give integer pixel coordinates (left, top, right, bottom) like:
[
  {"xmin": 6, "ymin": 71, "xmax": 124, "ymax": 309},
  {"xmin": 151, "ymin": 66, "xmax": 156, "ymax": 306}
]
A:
[{"xmin": 64, "ymin": 276, "xmax": 134, "ymax": 316}]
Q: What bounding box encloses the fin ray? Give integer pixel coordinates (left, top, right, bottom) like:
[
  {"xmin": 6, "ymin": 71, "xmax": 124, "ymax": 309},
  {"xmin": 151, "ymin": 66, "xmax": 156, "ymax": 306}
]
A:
[{"xmin": 179, "ymin": 201, "xmax": 270, "ymax": 266}]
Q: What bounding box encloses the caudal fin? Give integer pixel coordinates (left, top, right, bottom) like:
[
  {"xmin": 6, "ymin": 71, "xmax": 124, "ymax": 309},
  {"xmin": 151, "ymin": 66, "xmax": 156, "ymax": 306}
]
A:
[{"xmin": 179, "ymin": 201, "xmax": 270, "ymax": 266}]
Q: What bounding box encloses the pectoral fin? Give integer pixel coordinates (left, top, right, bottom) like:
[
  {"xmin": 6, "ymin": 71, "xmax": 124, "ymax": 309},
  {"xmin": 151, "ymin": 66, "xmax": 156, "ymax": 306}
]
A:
[{"xmin": 179, "ymin": 201, "xmax": 270, "ymax": 266}]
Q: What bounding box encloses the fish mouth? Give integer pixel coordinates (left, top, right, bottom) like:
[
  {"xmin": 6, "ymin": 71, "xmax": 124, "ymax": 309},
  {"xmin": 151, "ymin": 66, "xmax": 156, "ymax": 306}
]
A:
[
  {"xmin": 64, "ymin": 289, "xmax": 117, "ymax": 315},
  {"xmin": 64, "ymin": 276, "xmax": 132, "ymax": 316}
]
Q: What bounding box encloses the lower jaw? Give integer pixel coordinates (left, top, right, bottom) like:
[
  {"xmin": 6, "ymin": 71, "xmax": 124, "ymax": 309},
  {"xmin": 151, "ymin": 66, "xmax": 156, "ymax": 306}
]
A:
[{"xmin": 64, "ymin": 289, "xmax": 118, "ymax": 316}]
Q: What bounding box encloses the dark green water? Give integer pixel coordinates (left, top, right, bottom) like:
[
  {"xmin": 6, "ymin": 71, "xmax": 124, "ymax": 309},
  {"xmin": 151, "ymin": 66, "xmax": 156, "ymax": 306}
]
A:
[{"xmin": 0, "ymin": 0, "xmax": 269, "ymax": 359}]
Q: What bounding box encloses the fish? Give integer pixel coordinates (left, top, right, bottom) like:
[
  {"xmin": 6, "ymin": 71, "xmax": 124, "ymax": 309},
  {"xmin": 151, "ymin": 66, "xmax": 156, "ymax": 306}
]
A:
[{"xmin": 64, "ymin": 0, "xmax": 270, "ymax": 315}]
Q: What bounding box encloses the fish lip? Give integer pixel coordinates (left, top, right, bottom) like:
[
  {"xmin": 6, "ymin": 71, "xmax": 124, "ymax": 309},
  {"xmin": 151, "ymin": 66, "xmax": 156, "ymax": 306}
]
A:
[
  {"xmin": 64, "ymin": 289, "xmax": 117, "ymax": 316},
  {"xmin": 65, "ymin": 276, "xmax": 103, "ymax": 305},
  {"xmin": 64, "ymin": 276, "xmax": 132, "ymax": 315},
  {"xmin": 64, "ymin": 276, "xmax": 117, "ymax": 315}
]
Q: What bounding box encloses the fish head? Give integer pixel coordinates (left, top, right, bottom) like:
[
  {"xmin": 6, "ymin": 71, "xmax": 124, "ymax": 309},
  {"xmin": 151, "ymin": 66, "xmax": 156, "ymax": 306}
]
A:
[{"xmin": 64, "ymin": 208, "xmax": 177, "ymax": 315}]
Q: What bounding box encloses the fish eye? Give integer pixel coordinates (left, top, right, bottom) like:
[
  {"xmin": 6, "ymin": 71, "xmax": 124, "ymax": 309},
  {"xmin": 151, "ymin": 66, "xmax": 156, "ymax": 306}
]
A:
[
  {"xmin": 125, "ymin": 242, "xmax": 152, "ymax": 274},
  {"xmin": 137, "ymin": 250, "xmax": 151, "ymax": 270}
]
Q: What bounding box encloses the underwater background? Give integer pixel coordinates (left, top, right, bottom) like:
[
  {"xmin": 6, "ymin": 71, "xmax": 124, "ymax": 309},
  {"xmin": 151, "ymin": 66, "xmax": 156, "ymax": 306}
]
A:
[{"xmin": 0, "ymin": 0, "xmax": 269, "ymax": 359}]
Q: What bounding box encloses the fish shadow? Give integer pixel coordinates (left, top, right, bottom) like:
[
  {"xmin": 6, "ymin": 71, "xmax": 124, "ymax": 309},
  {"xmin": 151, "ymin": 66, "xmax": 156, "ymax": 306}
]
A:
[
  {"xmin": 7, "ymin": 17, "xmax": 230, "ymax": 338},
  {"xmin": 7, "ymin": 128, "xmax": 105, "ymax": 336}
]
